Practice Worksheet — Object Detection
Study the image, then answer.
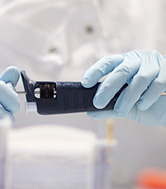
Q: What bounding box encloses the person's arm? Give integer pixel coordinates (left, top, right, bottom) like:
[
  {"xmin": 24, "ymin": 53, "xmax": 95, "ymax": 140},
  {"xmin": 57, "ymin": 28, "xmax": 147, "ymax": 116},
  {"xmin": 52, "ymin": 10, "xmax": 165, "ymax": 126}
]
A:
[{"xmin": 82, "ymin": 50, "xmax": 166, "ymax": 126}]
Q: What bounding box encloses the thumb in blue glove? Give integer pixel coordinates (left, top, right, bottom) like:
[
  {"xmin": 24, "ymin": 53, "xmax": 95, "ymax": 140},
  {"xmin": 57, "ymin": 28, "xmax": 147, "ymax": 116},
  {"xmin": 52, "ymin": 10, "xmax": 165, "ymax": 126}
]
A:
[
  {"xmin": 0, "ymin": 66, "xmax": 20, "ymax": 121},
  {"xmin": 82, "ymin": 50, "xmax": 166, "ymax": 126}
]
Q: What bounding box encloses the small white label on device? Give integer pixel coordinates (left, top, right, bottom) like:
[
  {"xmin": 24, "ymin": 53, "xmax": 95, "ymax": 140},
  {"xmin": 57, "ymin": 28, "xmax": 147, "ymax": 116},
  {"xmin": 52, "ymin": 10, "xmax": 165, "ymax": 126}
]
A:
[{"xmin": 25, "ymin": 102, "xmax": 37, "ymax": 113}]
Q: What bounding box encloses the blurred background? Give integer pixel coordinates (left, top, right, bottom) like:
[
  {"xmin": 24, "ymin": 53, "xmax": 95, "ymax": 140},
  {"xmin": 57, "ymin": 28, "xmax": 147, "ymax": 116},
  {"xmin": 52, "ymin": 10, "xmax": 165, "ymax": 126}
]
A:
[{"xmin": 0, "ymin": 0, "xmax": 166, "ymax": 188}]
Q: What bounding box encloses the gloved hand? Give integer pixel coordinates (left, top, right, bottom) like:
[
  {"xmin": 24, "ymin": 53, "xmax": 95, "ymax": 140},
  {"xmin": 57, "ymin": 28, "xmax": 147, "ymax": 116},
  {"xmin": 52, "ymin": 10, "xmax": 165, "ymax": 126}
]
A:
[
  {"xmin": 82, "ymin": 50, "xmax": 166, "ymax": 126},
  {"xmin": 0, "ymin": 66, "xmax": 20, "ymax": 121}
]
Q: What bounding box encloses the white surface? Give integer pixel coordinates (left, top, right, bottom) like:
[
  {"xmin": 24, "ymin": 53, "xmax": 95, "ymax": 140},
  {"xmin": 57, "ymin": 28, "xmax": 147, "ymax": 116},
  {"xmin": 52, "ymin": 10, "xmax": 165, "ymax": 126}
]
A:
[
  {"xmin": 8, "ymin": 125, "xmax": 96, "ymax": 189},
  {"xmin": 7, "ymin": 125, "xmax": 117, "ymax": 189},
  {"xmin": 9, "ymin": 125, "xmax": 96, "ymax": 156},
  {"xmin": 0, "ymin": 116, "xmax": 12, "ymax": 189}
]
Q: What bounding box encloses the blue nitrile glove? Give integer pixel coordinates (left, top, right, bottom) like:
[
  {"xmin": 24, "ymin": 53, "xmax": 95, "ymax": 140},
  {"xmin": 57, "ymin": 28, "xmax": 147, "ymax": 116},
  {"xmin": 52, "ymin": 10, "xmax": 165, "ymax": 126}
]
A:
[
  {"xmin": 0, "ymin": 66, "xmax": 20, "ymax": 121},
  {"xmin": 82, "ymin": 50, "xmax": 166, "ymax": 126}
]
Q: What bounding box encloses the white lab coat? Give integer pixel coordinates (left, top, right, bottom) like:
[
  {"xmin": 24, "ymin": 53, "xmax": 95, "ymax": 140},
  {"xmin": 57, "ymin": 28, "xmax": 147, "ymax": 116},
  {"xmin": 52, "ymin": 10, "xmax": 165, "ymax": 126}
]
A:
[{"xmin": 0, "ymin": 0, "xmax": 166, "ymax": 187}]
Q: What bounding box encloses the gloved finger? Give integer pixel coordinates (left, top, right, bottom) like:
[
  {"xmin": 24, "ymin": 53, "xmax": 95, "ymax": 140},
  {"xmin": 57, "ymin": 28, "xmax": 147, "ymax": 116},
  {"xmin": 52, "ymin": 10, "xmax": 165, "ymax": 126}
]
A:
[
  {"xmin": 93, "ymin": 52, "xmax": 141, "ymax": 109},
  {"xmin": 137, "ymin": 54, "xmax": 166, "ymax": 110},
  {"xmin": 0, "ymin": 81, "xmax": 19, "ymax": 113},
  {"xmin": 87, "ymin": 110, "xmax": 117, "ymax": 119},
  {"xmin": 0, "ymin": 106, "xmax": 14, "ymax": 122},
  {"xmin": 81, "ymin": 54, "xmax": 124, "ymax": 88},
  {"xmin": 0, "ymin": 66, "xmax": 20, "ymax": 87},
  {"xmin": 114, "ymin": 52, "xmax": 160, "ymax": 117}
]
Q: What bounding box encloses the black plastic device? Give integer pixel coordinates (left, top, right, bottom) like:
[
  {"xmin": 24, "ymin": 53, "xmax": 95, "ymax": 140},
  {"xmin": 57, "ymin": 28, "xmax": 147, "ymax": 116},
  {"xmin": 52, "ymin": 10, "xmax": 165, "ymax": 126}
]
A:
[{"xmin": 21, "ymin": 71, "xmax": 127, "ymax": 115}]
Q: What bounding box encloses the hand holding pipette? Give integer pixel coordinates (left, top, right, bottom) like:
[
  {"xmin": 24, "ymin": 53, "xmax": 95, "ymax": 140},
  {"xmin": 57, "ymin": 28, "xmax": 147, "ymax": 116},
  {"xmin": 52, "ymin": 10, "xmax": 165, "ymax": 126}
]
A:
[
  {"xmin": 82, "ymin": 50, "xmax": 166, "ymax": 126},
  {"xmin": 0, "ymin": 67, "xmax": 20, "ymax": 121}
]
